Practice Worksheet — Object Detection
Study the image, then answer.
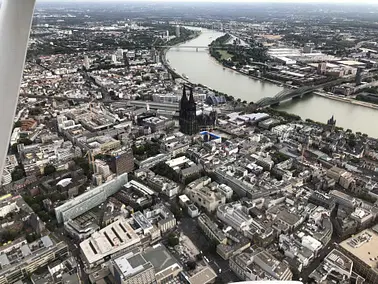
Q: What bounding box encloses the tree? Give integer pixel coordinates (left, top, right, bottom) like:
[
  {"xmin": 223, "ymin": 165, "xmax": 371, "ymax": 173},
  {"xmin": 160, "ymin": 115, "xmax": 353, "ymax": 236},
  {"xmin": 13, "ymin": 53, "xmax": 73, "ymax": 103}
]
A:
[
  {"xmin": 79, "ymin": 185, "xmax": 87, "ymax": 195},
  {"xmin": 18, "ymin": 138, "xmax": 32, "ymax": 145},
  {"xmin": 186, "ymin": 261, "xmax": 197, "ymax": 270},
  {"xmin": 348, "ymin": 139, "xmax": 356, "ymax": 148},
  {"xmin": 167, "ymin": 233, "xmax": 179, "ymax": 247},
  {"xmin": 26, "ymin": 233, "xmax": 39, "ymax": 243},
  {"xmin": 13, "ymin": 121, "xmax": 22, "ymax": 128},
  {"xmin": 11, "ymin": 143, "xmax": 18, "ymax": 154},
  {"xmin": 44, "ymin": 164, "xmax": 56, "ymax": 176},
  {"xmin": 214, "ymin": 277, "xmax": 226, "ymax": 284},
  {"xmin": 11, "ymin": 166, "xmax": 25, "ymax": 182},
  {"xmin": 29, "ymin": 108, "xmax": 42, "ymax": 116},
  {"xmin": 170, "ymin": 203, "xmax": 183, "ymax": 220},
  {"xmin": 31, "ymin": 203, "xmax": 41, "ymax": 213},
  {"xmin": 73, "ymin": 157, "xmax": 92, "ymax": 177},
  {"xmin": 37, "ymin": 211, "xmax": 49, "ymax": 222}
]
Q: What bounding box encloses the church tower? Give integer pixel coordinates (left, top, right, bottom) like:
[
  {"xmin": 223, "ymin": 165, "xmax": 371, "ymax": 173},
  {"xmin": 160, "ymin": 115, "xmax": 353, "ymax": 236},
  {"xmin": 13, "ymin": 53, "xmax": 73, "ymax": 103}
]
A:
[{"xmin": 179, "ymin": 84, "xmax": 198, "ymax": 135}]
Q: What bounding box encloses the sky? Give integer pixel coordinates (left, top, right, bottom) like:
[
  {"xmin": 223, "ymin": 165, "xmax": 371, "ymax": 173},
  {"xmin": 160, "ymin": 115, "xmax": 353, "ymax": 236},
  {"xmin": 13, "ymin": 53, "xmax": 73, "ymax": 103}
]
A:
[{"xmin": 40, "ymin": 0, "xmax": 378, "ymax": 3}]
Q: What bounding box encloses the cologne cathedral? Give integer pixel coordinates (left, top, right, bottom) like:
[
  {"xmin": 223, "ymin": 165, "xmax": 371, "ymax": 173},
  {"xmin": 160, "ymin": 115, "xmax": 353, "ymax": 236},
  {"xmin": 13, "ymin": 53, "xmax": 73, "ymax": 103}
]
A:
[{"xmin": 179, "ymin": 84, "xmax": 216, "ymax": 135}]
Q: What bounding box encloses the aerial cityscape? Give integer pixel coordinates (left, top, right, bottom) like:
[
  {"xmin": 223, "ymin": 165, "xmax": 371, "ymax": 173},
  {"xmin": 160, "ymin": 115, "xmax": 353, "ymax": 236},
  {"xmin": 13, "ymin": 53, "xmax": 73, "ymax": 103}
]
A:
[{"xmin": 2, "ymin": 1, "xmax": 378, "ymax": 284}]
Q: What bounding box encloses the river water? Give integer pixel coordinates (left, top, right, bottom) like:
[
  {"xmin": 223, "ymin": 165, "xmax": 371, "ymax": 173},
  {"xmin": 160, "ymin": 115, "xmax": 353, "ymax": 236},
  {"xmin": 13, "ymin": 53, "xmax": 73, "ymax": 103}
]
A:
[{"xmin": 167, "ymin": 28, "xmax": 378, "ymax": 138}]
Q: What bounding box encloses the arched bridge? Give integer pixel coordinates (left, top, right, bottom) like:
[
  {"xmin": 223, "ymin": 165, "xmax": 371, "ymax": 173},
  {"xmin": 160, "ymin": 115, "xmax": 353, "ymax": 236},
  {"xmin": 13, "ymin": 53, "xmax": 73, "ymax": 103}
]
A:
[
  {"xmin": 161, "ymin": 45, "xmax": 228, "ymax": 52},
  {"xmin": 255, "ymin": 86, "xmax": 313, "ymax": 108},
  {"xmin": 254, "ymin": 77, "xmax": 356, "ymax": 108}
]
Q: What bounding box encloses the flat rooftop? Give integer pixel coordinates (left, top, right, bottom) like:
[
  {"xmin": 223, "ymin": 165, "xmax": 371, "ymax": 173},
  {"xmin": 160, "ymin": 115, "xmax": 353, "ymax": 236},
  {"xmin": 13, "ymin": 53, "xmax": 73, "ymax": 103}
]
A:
[
  {"xmin": 340, "ymin": 229, "xmax": 378, "ymax": 268},
  {"xmin": 80, "ymin": 217, "xmax": 140, "ymax": 264},
  {"xmin": 114, "ymin": 243, "xmax": 181, "ymax": 281},
  {"xmin": 113, "ymin": 249, "xmax": 153, "ymax": 279},
  {"xmin": 189, "ymin": 267, "xmax": 217, "ymax": 284},
  {"xmin": 143, "ymin": 244, "xmax": 179, "ymax": 275},
  {"xmin": 337, "ymin": 60, "xmax": 365, "ymax": 66}
]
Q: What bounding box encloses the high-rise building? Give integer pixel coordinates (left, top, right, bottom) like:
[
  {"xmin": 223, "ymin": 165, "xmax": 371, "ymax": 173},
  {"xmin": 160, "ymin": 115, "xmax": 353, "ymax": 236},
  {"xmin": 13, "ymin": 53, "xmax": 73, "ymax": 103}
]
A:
[
  {"xmin": 83, "ymin": 55, "xmax": 90, "ymax": 70},
  {"xmin": 179, "ymin": 84, "xmax": 198, "ymax": 135},
  {"xmin": 356, "ymin": 67, "xmax": 363, "ymax": 86},
  {"xmin": 175, "ymin": 25, "xmax": 180, "ymax": 37},
  {"xmin": 123, "ymin": 52, "xmax": 130, "ymax": 69},
  {"xmin": 303, "ymin": 44, "xmax": 313, "ymax": 54},
  {"xmin": 1, "ymin": 169, "xmax": 11, "ymax": 185},
  {"xmin": 317, "ymin": 62, "xmax": 327, "ymax": 75},
  {"xmin": 111, "ymin": 54, "xmax": 117, "ymax": 64},
  {"xmin": 109, "ymin": 149, "xmax": 134, "ymax": 175}
]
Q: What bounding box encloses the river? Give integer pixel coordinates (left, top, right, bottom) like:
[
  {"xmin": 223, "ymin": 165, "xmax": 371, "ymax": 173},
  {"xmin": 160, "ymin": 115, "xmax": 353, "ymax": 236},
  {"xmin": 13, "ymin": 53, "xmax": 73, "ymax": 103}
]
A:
[{"xmin": 166, "ymin": 28, "xmax": 378, "ymax": 138}]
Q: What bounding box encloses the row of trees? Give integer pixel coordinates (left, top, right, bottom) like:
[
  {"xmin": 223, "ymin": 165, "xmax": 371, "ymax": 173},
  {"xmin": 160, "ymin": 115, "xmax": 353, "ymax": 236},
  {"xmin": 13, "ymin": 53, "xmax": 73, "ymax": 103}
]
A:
[
  {"xmin": 152, "ymin": 162, "xmax": 180, "ymax": 183},
  {"xmin": 132, "ymin": 142, "xmax": 161, "ymax": 160},
  {"xmin": 265, "ymin": 108, "xmax": 302, "ymax": 122}
]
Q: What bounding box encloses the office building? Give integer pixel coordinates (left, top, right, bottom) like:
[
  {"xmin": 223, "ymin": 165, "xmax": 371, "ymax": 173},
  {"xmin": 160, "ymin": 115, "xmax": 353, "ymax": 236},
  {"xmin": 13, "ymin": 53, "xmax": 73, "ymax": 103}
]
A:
[
  {"xmin": 94, "ymin": 159, "xmax": 111, "ymax": 179},
  {"xmin": 111, "ymin": 244, "xmax": 182, "ymax": 284},
  {"xmin": 84, "ymin": 55, "xmax": 90, "ymax": 69},
  {"xmin": 230, "ymin": 248, "xmax": 293, "ymax": 281},
  {"xmin": 356, "ymin": 67, "xmax": 363, "ymax": 85},
  {"xmin": 109, "ymin": 149, "xmax": 135, "ymax": 176},
  {"xmin": 217, "ymin": 203, "xmax": 252, "ymax": 232},
  {"xmin": 351, "ymin": 207, "xmax": 374, "ymax": 229},
  {"xmin": 112, "ymin": 248, "xmax": 155, "ymax": 284},
  {"xmin": 317, "ymin": 62, "xmax": 327, "ymax": 75},
  {"xmin": 143, "ymin": 204, "xmax": 176, "ymax": 234},
  {"xmin": 116, "ymin": 180, "xmax": 156, "ymax": 209},
  {"xmin": 187, "ymin": 204, "xmax": 200, "ymax": 218},
  {"xmin": 198, "ymin": 213, "xmax": 227, "ymax": 245},
  {"xmin": 175, "ymin": 25, "xmax": 180, "ymax": 37},
  {"xmin": 0, "ymin": 236, "xmax": 69, "ymax": 284},
  {"xmin": 80, "ymin": 216, "xmax": 140, "ymax": 268},
  {"xmin": 309, "ymin": 249, "xmax": 353, "ymax": 283},
  {"xmin": 216, "ymin": 228, "xmax": 251, "ymax": 260},
  {"xmin": 135, "ymin": 153, "xmax": 170, "ymax": 169},
  {"xmin": 186, "ymin": 184, "xmax": 226, "ymax": 213},
  {"xmin": 55, "ymin": 173, "xmax": 128, "ymax": 223},
  {"xmin": 1, "ymin": 169, "xmax": 11, "ymax": 186},
  {"xmin": 330, "ymin": 190, "xmax": 360, "ymax": 212},
  {"xmin": 308, "ymin": 192, "xmax": 335, "ymax": 211},
  {"xmin": 64, "ymin": 212, "xmax": 100, "ymax": 241},
  {"xmin": 0, "ymin": 194, "xmax": 18, "ymax": 218}
]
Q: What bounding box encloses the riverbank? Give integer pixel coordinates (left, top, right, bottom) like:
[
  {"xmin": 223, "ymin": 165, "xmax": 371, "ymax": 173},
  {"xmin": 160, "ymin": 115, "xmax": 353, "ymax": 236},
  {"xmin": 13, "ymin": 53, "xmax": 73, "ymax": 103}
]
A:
[
  {"xmin": 160, "ymin": 31, "xmax": 202, "ymax": 82},
  {"xmin": 209, "ymin": 55, "xmax": 294, "ymax": 89},
  {"xmin": 315, "ymin": 91, "xmax": 378, "ymax": 111}
]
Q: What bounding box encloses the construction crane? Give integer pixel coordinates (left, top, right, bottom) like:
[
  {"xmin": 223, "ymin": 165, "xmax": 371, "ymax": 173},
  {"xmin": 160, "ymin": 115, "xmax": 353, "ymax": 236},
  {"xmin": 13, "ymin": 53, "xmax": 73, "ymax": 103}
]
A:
[
  {"xmin": 301, "ymin": 135, "xmax": 310, "ymax": 163},
  {"xmin": 89, "ymin": 98, "xmax": 96, "ymax": 120},
  {"xmin": 84, "ymin": 150, "xmax": 95, "ymax": 172}
]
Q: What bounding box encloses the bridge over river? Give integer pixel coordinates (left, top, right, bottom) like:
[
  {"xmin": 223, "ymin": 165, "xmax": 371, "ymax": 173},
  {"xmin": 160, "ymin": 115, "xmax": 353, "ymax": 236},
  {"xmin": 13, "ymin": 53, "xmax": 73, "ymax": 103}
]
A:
[{"xmin": 254, "ymin": 73, "xmax": 376, "ymax": 108}]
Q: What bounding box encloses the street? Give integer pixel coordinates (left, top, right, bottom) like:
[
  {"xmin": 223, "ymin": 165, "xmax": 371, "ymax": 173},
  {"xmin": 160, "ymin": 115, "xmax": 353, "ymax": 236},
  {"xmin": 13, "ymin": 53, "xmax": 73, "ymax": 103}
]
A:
[
  {"xmin": 178, "ymin": 217, "xmax": 239, "ymax": 283},
  {"xmin": 52, "ymin": 228, "xmax": 90, "ymax": 284}
]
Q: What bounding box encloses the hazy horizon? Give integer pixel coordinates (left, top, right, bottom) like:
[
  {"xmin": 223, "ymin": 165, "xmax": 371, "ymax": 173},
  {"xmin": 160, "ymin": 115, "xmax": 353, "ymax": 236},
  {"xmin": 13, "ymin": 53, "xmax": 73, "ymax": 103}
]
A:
[{"xmin": 36, "ymin": 0, "xmax": 378, "ymax": 3}]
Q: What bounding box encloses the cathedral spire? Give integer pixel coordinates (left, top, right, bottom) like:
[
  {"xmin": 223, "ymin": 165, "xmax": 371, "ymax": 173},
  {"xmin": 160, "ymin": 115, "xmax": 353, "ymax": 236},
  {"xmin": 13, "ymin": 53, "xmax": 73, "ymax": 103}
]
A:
[{"xmin": 188, "ymin": 85, "xmax": 195, "ymax": 104}]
